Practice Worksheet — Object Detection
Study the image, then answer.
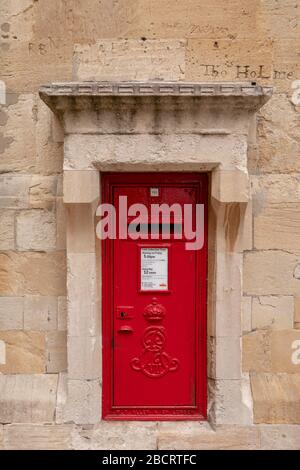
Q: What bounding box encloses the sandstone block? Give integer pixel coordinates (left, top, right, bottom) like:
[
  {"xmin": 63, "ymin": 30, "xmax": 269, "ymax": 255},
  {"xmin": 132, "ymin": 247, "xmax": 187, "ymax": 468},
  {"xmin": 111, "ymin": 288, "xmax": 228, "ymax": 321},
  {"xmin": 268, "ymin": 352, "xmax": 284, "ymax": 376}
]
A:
[
  {"xmin": 67, "ymin": 253, "xmax": 99, "ymax": 337},
  {"xmin": 0, "ymin": 174, "xmax": 30, "ymax": 209},
  {"xmin": 259, "ymin": 425, "xmax": 300, "ymax": 450},
  {"xmin": 0, "ymin": 251, "xmax": 66, "ymax": 296},
  {"xmin": 251, "ymin": 174, "xmax": 300, "ymax": 205},
  {"xmin": 64, "ymin": 133, "xmax": 248, "ymax": 172},
  {"xmin": 55, "ymin": 372, "xmax": 67, "ymax": 424},
  {"xmin": 0, "ymin": 95, "xmax": 36, "ymax": 173},
  {"xmin": 252, "ymin": 296, "xmax": 294, "ymax": 330},
  {"xmin": 208, "ymin": 336, "xmax": 241, "ymax": 380},
  {"xmin": 251, "ymin": 373, "xmax": 300, "ymax": 424},
  {"xmin": 243, "ymin": 330, "xmax": 271, "ymax": 373},
  {"xmin": 0, "ymin": 297, "xmax": 23, "ymax": 330},
  {"xmin": 63, "ymin": 170, "xmax": 100, "ymax": 204},
  {"xmin": 57, "ymin": 296, "xmax": 67, "ymax": 331},
  {"xmin": 295, "ymin": 298, "xmax": 300, "ymax": 325},
  {"xmin": 68, "ymin": 335, "xmax": 101, "ymax": 380},
  {"xmin": 0, "ymin": 211, "xmax": 15, "ymax": 250},
  {"xmin": 254, "ymin": 203, "xmax": 300, "ymax": 251},
  {"xmin": 16, "ymin": 209, "xmax": 56, "ymax": 251},
  {"xmin": 242, "ymin": 296, "xmax": 252, "ymax": 333},
  {"xmin": 24, "ymin": 295, "xmax": 57, "ymax": 331},
  {"xmin": 73, "ymin": 39, "xmax": 186, "ymax": 81},
  {"xmin": 64, "ymin": 379, "xmax": 101, "ymax": 425},
  {"xmin": 67, "ymin": 204, "xmax": 96, "ymax": 253},
  {"xmin": 186, "ymin": 39, "xmax": 273, "ymax": 86},
  {"xmin": 244, "ymin": 251, "xmax": 300, "ymax": 296},
  {"xmin": 157, "ymin": 423, "xmax": 260, "ymax": 450},
  {"xmin": 3, "ymin": 424, "xmax": 73, "ymax": 450},
  {"xmin": 0, "ymin": 331, "xmax": 46, "ymax": 374},
  {"xmin": 209, "ymin": 378, "xmax": 252, "ymax": 426},
  {"xmin": 46, "ymin": 331, "xmax": 67, "ymax": 373},
  {"xmin": 0, "ymin": 374, "xmax": 58, "ymax": 424},
  {"xmin": 56, "ymin": 197, "xmax": 67, "ymax": 250},
  {"xmin": 29, "ymin": 175, "xmax": 57, "ymax": 209},
  {"xmin": 270, "ymin": 330, "xmax": 300, "ymax": 374},
  {"xmin": 89, "ymin": 422, "xmax": 157, "ymax": 450}
]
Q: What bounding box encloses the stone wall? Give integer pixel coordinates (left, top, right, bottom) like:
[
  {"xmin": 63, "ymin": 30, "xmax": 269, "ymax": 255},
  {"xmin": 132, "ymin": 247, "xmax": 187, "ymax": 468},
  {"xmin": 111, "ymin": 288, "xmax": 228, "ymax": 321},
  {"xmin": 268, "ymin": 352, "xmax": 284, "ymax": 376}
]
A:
[{"xmin": 0, "ymin": 0, "xmax": 300, "ymax": 449}]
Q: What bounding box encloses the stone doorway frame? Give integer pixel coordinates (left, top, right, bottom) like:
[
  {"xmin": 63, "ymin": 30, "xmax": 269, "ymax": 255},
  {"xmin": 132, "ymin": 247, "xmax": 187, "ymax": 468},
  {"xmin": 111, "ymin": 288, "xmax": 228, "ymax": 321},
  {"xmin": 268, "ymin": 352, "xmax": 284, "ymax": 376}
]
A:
[{"xmin": 40, "ymin": 81, "xmax": 272, "ymax": 426}]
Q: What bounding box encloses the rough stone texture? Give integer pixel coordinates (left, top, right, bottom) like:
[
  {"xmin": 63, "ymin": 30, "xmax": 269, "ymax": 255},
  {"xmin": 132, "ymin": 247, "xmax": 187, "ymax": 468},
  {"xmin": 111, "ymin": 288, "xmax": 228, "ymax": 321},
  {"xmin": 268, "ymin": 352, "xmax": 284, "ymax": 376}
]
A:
[
  {"xmin": 57, "ymin": 296, "xmax": 67, "ymax": 331},
  {"xmin": 46, "ymin": 331, "xmax": 67, "ymax": 373},
  {"xmin": 254, "ymin": 203, "xmax": 300, "ymax": 250},
  {"xmin": 243, "ymin": 329, "xmax": 300, "ymax": 374},
  {"xmin": 24, "ymin": 296, "xmax": 57, "ymax": 331},
  {"xmin": 0, "ymin": 251, "xmax": 66, "ymax": 296},
  {"xmin": 252, "ymin": 296, "xmax": 294, "ymax": 330},
  {"xmin": 3, "ymin": 424, "xmax": 73, "ymax": 450},
  {"xmin": 157, "ymin": 422, "xmax": 260, "ymax": 450},
  {"xmin": 0, "ymin": 330, "xmax": 45, "ymax": 374},
  {"xmin": 16, "ymin": 209, "xmax": 56, "ymax": 251},
  {"xmin": 242, "ymin": 296, "xmax": 252, "ymax": 333},
  {"xmin": 0, "ymin": 374, "xmax": 58, "ymax": 424},
  {"xmin": 259, "ymin": 425, "xmax": 300, "ymax": 450},
  {"xmin": 244, "ymin": 251, "xmax": 300, "ymax": 296},
  {"xmin": 251, "ymin": 373, "xmax": 300, "ymax": 424},
  {"xmin": 0, "ymin": 297, "xmax": 23, "ymax": 330},
  {"xmin": 64, "ymin": 379, "xmax": 101, "ymax": 425},
  {"xmin": 0, "ymin": 211, "xmax": 15, "ymax": 250},
  {"xmin": 73, "ymin": 40, "xmax": 186, "ymax": 81}
]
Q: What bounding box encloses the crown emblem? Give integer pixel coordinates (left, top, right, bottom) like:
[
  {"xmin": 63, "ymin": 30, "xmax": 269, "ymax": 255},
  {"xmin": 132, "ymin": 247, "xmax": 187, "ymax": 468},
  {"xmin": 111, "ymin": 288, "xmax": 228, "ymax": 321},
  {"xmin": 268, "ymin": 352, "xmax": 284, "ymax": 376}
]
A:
[{"xmin": 143, "ymin": 298, "xmax": 166, "ymax": 323}]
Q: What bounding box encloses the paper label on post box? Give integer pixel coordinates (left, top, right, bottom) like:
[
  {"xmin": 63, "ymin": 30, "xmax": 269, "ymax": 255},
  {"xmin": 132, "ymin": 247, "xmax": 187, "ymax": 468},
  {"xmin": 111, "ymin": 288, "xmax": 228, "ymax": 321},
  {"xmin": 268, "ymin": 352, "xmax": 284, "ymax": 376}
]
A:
[{"xmin": 141, "ymin": 248, "xmax": 168, "ymax": 291}]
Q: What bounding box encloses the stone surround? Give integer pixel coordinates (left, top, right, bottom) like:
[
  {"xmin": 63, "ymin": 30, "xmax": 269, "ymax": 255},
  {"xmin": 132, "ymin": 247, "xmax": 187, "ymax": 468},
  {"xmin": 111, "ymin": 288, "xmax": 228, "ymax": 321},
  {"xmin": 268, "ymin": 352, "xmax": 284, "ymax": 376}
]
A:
[{"xmin": 39, "ymin": 81, "xmax": 272, "ymax": 427}]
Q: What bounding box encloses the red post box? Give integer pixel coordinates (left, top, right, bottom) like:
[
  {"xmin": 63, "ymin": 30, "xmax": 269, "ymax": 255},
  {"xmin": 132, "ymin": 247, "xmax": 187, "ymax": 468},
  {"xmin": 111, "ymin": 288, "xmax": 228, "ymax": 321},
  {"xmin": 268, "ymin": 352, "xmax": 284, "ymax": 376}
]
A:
[{"xmin": 101, "ymin": 173, "xmax": 208, "ymax": 420}]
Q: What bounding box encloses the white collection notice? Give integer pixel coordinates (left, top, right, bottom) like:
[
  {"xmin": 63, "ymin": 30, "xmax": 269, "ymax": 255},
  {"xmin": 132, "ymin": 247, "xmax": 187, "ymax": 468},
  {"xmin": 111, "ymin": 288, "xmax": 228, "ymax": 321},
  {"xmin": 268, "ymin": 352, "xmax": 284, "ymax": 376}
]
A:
[{"xmin": 141, "ymin": 248, "xmax": 168, "ymax": 291}]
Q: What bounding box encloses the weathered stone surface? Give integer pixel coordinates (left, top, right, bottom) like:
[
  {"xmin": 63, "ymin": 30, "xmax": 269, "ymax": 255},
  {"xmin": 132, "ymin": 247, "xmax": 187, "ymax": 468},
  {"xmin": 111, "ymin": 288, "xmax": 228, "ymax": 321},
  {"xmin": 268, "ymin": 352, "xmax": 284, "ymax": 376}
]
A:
[
  {"xmin": 0, "ymin": 251, "xmax": 66, "ymax": 296},
  {"xmin": 89, "ymin": 422, "xmax": 157, "ymax": 450},
  {"xmin": 0, "ymin": 174, "xmax": 30, "ymax": 210},
  {"xmin": 259, "ymin": 425, "xmax": 300, "ymax": 450},
  {"xmin": 252, "ymin": 296, "xmax": 294, "ymax": 330},
  {"xmin": 55, "ymin": 372, "xmax": 67, "ymax": 424},
  {"xmin": 295, "ymin": 298, "xmax": 300, "ymax": 326},
  {"xmin": 64, "ymin": 379, "xmax": 101, "ymax": 425},
  {"xmin": 0, "ymin": 211, "xmax": 15, "ymax": 250},
  {"xmin": 35, "ymin": 100, "xmax": 64, "ymax": 175},
  {"xmin": 251, "ymin": 174, "xmax": 300, "ymax": 206},
  {"xmin": 0, "ymin": 374, "xmax": 58, "ymax": 424},
  {"xmin": 243, "ymin": 330, "xmax": 271, "ymax": 373},
  {"xmin": 208, "ymin": 336, "xmax": 241, "ymax": 380},
  {"xmin": 64, "ymin": 133, "xmax": 248, "ymax": 171},
  {"xmin": 244, "ymin": 251, "xmax": 300, "ymax": 296},
  {"xmin": 63, "ymin": 170, "xmax": 99, "ymax": 204},
  {"xmin": 186, "ymin": 39, "xmax": 273, "ymax": 85},
  {"xmin": 46, "ymin": 331, "xmax": 67, "ymax": 373},
  {"xmin": 0, "ymin": 331, "xmax": 45, "ymax": 374},
  {"xmin": 66, "ymin": 204, "xmax": 96, "ymax": 253},
  {"xmin": 0, "ymin": 297, "xmax": 23, "ymax": 330},
  {"xmin": 251, "ymin": 373, "xmax": 300, "ymax": 424},
  {"xmin": 0, "ymin": 95, "xmax": 36, "ymax": 173},
  {"xmin": 16, "ymin": 209, "xmax": 56, "ymax": 251},
  {"xmin": 56, "ymin": 197, "xmax": 67, "ymax": 250},
  {"xmin": 0, "ymin": 424, "xmax": 3, "ymax": 450},
  {"xmin": 57, "ymin": 296, "xmax": 67, "ymax": 331},
  {"xmin": 29, "ymin": 175, "xmax": 57, "ymax": 210},
  {"xmin": 243, "ymin": 329, "xmax": 300, "ymax": 374},
  {"xmin": 270, "ymin": 330, "xmax": 300, "ymax": 374},
  {"xmin": 255, "ymin": 95, "xmax": 300, "ymax": 173},
  {"xmin": 73, "ymin": 39, "xmax": 186, "ymax": 81},
  {"xmin": 254, "ymin": 203, "xmax": 300, "ymax": 250},
  {"xmin": 242, "ymin": 296, "xmax": 252, "ymax": 333},
  {"xmin": 158, "ymin": 423, "xmax": 260, "ymax": 450},
  {"xmin": 208, "ymin": 378, "xmax": 252, "ymax": 426},
  {"xmin": 24, "ymin": 296, "xmax": 57, "ymax": 331},
  {"xmin": 68, "ymin": 335, "xmax": 101, "ymax": 380},
  {"xmin": 3, "ymin": 424, "xmax": 73, "ymax": 450},
  {"xmin": 67, "ymin": 253, "xmax": 99, "ymax": 337}
]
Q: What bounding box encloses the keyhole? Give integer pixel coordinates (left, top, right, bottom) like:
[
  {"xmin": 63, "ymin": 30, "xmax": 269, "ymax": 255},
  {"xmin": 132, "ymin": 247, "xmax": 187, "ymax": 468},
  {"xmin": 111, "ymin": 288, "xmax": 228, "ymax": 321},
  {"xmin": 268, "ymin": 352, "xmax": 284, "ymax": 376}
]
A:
[{"xmin": 120, "ymin": 311, "xmax": 126, "ymax": 318}]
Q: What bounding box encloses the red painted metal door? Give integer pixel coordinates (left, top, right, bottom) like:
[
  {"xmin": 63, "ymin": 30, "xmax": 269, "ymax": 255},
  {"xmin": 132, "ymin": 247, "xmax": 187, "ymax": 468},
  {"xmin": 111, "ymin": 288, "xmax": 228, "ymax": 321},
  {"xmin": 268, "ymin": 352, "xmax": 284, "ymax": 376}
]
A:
[{"xmin": 102, "ymin": 173, "xmax": 208, "ymax": 420}]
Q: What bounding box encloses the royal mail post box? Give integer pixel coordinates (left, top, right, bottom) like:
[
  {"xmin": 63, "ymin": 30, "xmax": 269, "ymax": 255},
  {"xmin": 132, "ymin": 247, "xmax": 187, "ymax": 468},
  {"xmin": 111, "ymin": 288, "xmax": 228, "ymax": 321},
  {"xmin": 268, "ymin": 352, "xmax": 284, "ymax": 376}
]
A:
[{"xmin": 101, "ymin": 173, "xmax": 208, "ymax": 420}]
